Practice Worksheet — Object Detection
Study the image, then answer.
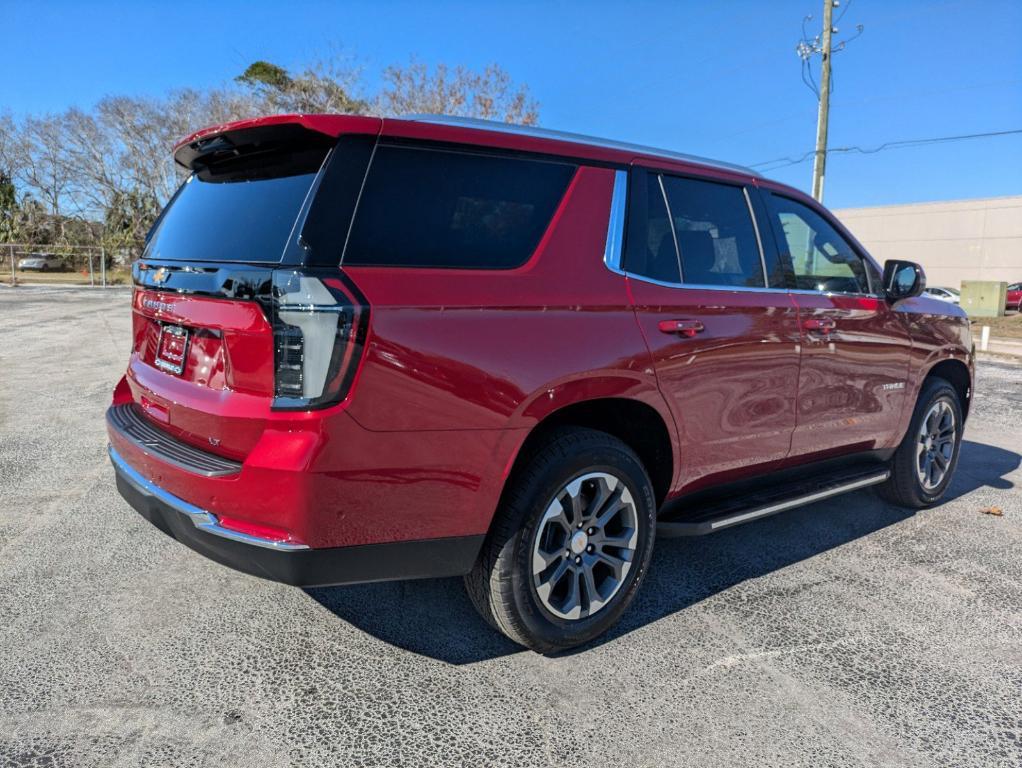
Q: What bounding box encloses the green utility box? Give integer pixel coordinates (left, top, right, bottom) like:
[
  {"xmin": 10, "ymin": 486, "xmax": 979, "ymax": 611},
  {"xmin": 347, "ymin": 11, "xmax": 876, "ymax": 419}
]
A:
[{"xmin": 960, "ymin": 281, "xmax": 1007, "ymax": 317}]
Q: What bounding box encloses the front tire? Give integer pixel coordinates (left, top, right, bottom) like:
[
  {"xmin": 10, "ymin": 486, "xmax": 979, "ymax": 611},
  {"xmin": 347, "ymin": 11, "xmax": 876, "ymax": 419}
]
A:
[
  {"xmin": 879, "ymin": 378, "xmax": 963, "ymax": 508},
  {"xmin": 465, "ymin": 427, "xmax": 656, "ymax": 653}
]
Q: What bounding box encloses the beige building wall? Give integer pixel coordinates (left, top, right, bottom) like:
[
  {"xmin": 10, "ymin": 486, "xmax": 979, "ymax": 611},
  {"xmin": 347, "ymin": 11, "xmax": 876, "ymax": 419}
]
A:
[{"xmin": 834, "ymin": 195, "xmax": 1022, "ymax": 289}]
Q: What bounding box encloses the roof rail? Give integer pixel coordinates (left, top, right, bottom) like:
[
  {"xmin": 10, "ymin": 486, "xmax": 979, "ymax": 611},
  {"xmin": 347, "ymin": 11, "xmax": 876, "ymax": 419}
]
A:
[{"xmin": 402, "ymin": 114, "xmax": 760, "ymax": 177}]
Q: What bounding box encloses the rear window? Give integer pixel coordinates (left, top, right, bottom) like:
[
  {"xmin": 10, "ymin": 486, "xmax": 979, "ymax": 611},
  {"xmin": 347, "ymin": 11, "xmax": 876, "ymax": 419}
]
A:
[
  {"xmin": 144, "ymin": 147, "xmax": 326, "ymax": 264},
  {"xmin": 343, "ymin": 145, "xmax": 576, "ymax": 269}
]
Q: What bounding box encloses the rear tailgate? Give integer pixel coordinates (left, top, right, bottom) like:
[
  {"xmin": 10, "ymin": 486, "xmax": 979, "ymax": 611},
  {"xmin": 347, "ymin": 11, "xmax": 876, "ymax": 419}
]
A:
[
  {"xmin": 127, "ymin": 287, "xmax": 275, "ymax": 460},
  {"xmin": 121, "ymin": 120, "xmax": 379, "ymax": 460}
]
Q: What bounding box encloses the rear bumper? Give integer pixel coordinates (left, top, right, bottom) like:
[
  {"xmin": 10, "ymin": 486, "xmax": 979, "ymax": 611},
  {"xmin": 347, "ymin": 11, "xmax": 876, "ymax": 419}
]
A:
[
  {"xmin": 110, "ymin": 445, "xmax": 484, "ymax": 587},
  {"xmin": 106, "ymin": 389, "xmax": 518, "ymax": 550}
]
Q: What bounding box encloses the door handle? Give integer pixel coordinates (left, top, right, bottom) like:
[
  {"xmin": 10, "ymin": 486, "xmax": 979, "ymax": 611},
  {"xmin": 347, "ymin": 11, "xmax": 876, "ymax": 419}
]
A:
[
  {"xmin": 658, "ymin": 319, "xmax": 705, "ymax": 337},
  {"xmin": 802, "ymin": 317, "xmax": 836, "ymax": 335}
]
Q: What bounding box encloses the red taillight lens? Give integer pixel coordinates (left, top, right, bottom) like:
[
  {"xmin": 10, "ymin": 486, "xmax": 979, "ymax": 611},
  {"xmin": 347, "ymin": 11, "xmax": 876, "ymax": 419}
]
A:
[{"xmin": 270, "ymin": 269, "xmax": 369, "ymax": 410}]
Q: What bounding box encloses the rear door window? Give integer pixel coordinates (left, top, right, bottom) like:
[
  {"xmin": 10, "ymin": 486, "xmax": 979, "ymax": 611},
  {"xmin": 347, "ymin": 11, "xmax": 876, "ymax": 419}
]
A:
[
  {"xmin": 343, "ymin": 145, "xmax": 576, "ymax": 269},
  {"xmin": 660, "ymin": 175, "xmax": 765, "ymax": 288},
  {"xmin": 624, "ymin": 173, "xmax": 681, "ymax": 283}
]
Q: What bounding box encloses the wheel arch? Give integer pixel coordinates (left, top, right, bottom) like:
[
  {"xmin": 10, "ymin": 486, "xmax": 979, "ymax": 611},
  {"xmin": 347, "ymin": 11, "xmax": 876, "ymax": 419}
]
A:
[
  {"xmin": 504, "ymin": 395, "xmax": 677, "ymax": 511},
  {"xmin": 923, "ymin": 357, "xmax": 972, "ymax": 421}
]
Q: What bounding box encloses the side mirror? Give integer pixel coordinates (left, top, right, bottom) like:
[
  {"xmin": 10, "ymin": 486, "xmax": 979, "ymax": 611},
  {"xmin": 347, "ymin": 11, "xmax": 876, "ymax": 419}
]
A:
[{"xmin": 883, "ymin": 260, "xmax": 926, "ymax": 301}]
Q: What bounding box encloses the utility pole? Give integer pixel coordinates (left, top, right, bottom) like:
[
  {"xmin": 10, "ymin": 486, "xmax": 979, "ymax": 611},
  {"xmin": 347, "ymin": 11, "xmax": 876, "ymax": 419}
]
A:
[{"xmin": 810, "ymin": 0, "xmax": 835, "ymax": 202}]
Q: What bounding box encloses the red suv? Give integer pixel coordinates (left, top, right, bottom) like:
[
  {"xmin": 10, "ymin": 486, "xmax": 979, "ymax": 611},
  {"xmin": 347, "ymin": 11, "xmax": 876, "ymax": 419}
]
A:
[
  {"xmin": 108, "ymin": 114, "xmax": 974, "ymax": 652},
  {"xmin": 1006, "ymin": 282, "xmax": 1022, "ymax": 312}
]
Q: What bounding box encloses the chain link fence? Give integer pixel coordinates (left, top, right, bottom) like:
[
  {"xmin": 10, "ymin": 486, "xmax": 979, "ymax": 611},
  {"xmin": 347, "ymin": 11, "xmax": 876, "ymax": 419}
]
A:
[{"xmin": 4, "ymin": 243, "xmax": 141, "ymax": 287}]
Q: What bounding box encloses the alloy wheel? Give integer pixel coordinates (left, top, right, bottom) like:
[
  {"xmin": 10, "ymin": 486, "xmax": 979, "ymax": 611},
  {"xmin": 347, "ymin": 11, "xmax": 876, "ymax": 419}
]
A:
[
  {"xmin": 530, "ymin": 472, "xmax": 639, "ymax": 620},
  {"xmin": 916, "ymin": 399, "xmax": 956, "ymax": 491}
]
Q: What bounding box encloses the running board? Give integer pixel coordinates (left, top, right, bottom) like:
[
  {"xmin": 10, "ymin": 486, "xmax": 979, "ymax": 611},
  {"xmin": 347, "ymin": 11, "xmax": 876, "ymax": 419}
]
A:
[{"xmin": 657, "ymin": 468, "xmax": 891, "ymax": 537}]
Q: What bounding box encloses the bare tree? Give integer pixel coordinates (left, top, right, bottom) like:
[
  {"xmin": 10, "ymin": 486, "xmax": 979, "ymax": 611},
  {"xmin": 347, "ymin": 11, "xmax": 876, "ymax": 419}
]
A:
[
  {"xmin": 0, "ymin": 113, "xmax": 16, "ymax": 242},
  {"xmin": 59, "ymin": 107, "xmax": 121, "ymax": 216},
  {"xmin": 8, "ymin": 115, "xmax": 77, "ymax": 242},
  {"xmin": 378, "ymin": 61, "xmax": 539, "ymax": 125},
  {"xmin": 98, "ymin": 95, "xmax": 189, "ymax": 207},
  {"xmin": 81, "ymin": 90, "xmax": 264, "ymax": 243},
  {"xmin": 4, "ymin": 50, "xmax": 540, "ymax": 253},
  {"xmin": 0, "ymin": 112, "xmax": 14, "ymax": 172}
]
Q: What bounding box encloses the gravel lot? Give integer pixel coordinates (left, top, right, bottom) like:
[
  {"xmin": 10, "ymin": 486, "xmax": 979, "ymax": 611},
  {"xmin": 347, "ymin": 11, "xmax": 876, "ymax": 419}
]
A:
[{"xmin": 2, "ymin": 287, "xmax": 1020, "ymax": 768}]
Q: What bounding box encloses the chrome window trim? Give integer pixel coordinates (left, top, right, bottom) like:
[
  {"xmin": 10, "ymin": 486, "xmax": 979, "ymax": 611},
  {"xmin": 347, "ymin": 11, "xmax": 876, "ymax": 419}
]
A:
[
  {"xmin": 788, "ymin": 288, "xmax": 883, "ymax": 298},
  {"xmin": 109, "ymin": 445, "xmax": 310, "ymax": 551},
  {"xmin": 608, "ymin": 267, "xmax": 882, "ymax": 299},
  {"xmin": 607, "ymin": 263, "xmax": 877, "ymax": 297},
  {"xmin": 598, "ymin": 167, "xmax": 880, "ymax": 300},
  {"xmin": 603, "ymin": 169, "xmax": 628, "ymax": 271},
  {"xmin": 605, "ymin": 264, "xmax": 795, "ymax": 294}
]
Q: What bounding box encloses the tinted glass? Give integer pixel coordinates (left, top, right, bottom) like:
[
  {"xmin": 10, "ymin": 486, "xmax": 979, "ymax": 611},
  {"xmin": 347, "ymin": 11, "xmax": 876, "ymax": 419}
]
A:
[
  {"xmin": 625, "ymin": 174, "xmax": 681, "ymax": 283},
  {"xmin": 661, "ymin": 176, "xmax": 764, "ymax": 287},
  {"xmin": 343, "ymin": 145, "xmax": 575, "ymax": 269},
  {"xmin": 298, "ymin": 135, "xmax": 376, "ymax": 267},
  {"xmin": 145, "ymin": 149, "xmax": 325, "ymax": 264},
  {"xmin": 767, "ymin": 194, "xmax": 869, "ymax": 294}
]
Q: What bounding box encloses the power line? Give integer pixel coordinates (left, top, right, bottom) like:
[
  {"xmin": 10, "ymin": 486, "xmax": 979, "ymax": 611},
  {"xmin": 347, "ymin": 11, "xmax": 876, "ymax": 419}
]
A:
[
  {"xmin": 750, "ymin": 128, "xmax": 1022, "ymax": 171},
  {"xmin": 801, "ymin": 56, "xmax": 820, "ymax": 99},
  {"xmin": 713, "ymin": 79, "xmax": 1022, "ymax": 143},
  {"xmin": 833, "ymin": 0, "xmax": 854, "ymax": 26}
]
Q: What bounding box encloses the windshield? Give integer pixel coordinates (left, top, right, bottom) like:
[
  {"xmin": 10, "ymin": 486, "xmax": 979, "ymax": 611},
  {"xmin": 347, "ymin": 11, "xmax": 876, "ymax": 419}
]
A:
[{"xmin": 144, "ymin": 148, "xmax": 325, "ymax": 264}]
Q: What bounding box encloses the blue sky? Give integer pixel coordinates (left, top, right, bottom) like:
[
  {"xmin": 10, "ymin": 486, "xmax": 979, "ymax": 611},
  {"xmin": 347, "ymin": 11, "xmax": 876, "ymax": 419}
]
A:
[{"xmin": 3, "ymin": 0, "xmax": 1021, "ymax": 209}]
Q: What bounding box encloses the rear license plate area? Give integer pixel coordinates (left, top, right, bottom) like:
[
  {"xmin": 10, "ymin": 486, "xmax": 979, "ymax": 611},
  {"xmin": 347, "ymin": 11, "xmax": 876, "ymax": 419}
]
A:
[{"xmin": 155, "ymin": 324, "xmax": 189, "ymax": 375}]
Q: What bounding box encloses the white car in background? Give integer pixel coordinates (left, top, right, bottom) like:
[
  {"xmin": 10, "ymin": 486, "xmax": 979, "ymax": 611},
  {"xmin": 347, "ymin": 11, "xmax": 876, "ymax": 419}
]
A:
[
  {"xmin": 925, "ymin": 286, "xmax": 960, "ymax": 304},
  {"xmin": 17, "ymin": 253, "xmax": 65, "ymax": 271}
]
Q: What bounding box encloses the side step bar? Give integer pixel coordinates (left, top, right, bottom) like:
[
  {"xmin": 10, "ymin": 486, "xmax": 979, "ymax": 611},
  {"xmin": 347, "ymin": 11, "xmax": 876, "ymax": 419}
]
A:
[{"xmin": 657, "ymin": 468, "xmax": 891, "ymax": 538}]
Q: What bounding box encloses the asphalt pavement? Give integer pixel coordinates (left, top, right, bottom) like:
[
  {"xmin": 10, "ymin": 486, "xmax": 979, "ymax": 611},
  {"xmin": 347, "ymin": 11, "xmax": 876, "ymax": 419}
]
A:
[{"xmin": 1, "ymin": 287, "xmax": 1020, "ymax": 767}]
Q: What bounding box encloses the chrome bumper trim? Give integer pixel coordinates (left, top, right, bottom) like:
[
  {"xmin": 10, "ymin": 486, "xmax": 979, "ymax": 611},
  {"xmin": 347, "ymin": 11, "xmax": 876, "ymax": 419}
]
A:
[{"xmin": 108, "ymin": 445, "xmax": 310, "ymax": 551}]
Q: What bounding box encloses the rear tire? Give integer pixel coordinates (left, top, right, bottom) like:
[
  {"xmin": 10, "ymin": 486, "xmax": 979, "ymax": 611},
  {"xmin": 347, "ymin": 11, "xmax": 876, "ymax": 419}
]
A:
[
  {"xmin": 879, "ymin": 378, "xmax": 963, "ymax": 508},
  {"xmin": 465, "ymin": 427, "xmax": 656, "ymax": 653}
]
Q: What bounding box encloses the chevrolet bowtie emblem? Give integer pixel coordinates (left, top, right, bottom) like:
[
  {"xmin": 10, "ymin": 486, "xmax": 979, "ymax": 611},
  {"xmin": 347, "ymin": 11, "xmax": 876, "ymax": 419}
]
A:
[{"xmin": 152, "ymin": 267, "xmax": 169, "ymax": 285}]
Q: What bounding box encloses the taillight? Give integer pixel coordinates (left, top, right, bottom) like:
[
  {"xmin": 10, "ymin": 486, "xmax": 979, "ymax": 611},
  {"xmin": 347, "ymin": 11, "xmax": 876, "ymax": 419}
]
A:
[{"xmin": 269, "ymin": 269, "xmax": 369, "ymax": 410}]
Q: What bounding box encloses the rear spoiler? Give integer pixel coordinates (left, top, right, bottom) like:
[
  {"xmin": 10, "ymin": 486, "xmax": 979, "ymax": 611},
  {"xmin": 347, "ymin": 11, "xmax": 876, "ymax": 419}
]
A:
[{"xmin": 173, "ymin": 115, "xmax": 382, "ymax": 171}]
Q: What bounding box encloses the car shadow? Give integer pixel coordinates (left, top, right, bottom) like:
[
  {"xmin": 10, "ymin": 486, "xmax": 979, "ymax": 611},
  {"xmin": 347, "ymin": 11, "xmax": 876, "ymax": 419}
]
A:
[{"xmin": 305, "ymin": 438, "xmax": 1019, "ymax": 664}]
